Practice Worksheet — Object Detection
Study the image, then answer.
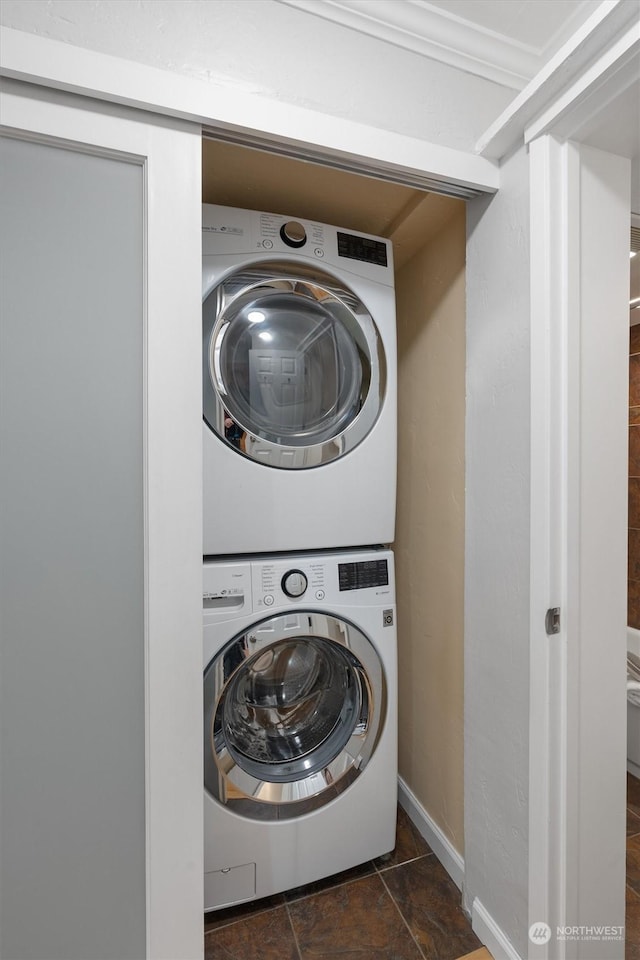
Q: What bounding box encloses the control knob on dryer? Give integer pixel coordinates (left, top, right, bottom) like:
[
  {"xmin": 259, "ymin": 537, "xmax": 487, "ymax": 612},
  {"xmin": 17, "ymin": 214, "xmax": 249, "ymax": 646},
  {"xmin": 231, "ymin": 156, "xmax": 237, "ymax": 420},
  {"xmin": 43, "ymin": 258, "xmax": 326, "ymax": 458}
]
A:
[{"xmin": 281, "ymin": 569, "xmax": 308, "ymax": 598}]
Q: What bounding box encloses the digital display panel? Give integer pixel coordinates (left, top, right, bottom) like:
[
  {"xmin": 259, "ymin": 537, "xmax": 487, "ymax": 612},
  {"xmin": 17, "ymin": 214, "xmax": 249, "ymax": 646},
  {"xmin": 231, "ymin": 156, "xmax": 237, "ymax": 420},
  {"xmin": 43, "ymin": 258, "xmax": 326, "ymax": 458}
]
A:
[
  {"xmin": 338, "ymin": 559, "xmax": 389, "ymax": 592},
  {"xmin": 337, "ymin": 231, "xmax": 388, "ymax": 268}
]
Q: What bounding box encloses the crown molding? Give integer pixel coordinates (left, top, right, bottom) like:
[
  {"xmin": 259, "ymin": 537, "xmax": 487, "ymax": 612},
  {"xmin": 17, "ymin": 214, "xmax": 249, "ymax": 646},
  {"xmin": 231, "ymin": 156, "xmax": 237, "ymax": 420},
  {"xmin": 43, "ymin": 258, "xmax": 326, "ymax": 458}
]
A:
[{"xmin": 277, "ymin": 0, "xmax": 544, "ymax": 91}]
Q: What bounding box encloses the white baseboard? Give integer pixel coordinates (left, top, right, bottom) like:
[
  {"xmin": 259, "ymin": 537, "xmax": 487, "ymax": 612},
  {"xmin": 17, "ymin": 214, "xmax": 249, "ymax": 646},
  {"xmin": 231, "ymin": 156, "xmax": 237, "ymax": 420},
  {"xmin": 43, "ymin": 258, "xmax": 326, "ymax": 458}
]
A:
[
  {"xmin": 628, "ymin": 758, "xmax": 640, "ymax": 779},
  {"xmin": 396, "ymin": 776, "xmax": 465, "ymax": 890},
  {"xmin": 472, "ymin": 898, "xmax": 524, "ymax": 960}
]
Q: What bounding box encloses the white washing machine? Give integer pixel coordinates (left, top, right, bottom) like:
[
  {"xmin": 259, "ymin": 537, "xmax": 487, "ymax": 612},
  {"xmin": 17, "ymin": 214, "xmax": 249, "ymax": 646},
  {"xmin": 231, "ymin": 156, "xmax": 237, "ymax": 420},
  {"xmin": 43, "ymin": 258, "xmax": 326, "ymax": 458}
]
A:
[
  {"xmin": 202, "ymin": 204, "xmax": 397, "ymax": 556},
  {"xmin": 203, "ymin": 547, "xmax": 397, "ymax": 911}
]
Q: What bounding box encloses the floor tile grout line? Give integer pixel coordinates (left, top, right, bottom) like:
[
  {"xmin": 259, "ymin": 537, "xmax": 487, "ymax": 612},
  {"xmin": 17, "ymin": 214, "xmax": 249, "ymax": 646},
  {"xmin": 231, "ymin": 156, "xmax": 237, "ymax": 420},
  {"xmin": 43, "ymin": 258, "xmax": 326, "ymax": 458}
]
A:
[
  {"xmin": 374, "ymin": 851, "xmax": 434, "ymax": 875},
  {"xmin": 283, "ymin": 866, "xmax": 377, "ymax": 905},
  {"xmin": 283, "ymin": 901, "xmax": 304, "ymax": 960},
  {"xmin": 376, "ymin": 864, "xmax": 429, "ymax": 960},
  {"xmin": 204, "ymin": 902, "xmax": 281, "ymax": 935}
]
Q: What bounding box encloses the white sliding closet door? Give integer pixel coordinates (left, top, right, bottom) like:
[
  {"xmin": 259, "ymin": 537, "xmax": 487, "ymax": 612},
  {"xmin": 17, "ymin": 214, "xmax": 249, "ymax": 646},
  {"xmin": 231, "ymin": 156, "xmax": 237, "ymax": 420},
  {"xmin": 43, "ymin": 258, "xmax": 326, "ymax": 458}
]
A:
[{"xmin": 0, "ymin": 80, "xmax": 202, "ymax": 960}]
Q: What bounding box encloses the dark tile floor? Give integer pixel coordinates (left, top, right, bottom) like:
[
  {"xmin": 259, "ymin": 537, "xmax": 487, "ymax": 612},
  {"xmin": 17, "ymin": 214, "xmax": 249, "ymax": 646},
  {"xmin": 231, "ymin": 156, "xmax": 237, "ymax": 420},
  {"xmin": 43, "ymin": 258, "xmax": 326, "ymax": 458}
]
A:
[
  {"xmin": 204, "ymin": 776, "xmax": 640, "ymax": 959},
  {"xmin": 204, "ymin": 806, "xmax": 482, "ymax": 960},
  {"xmin": 628, "ymin": 773, "xmax": 640, "ymax": 959}
]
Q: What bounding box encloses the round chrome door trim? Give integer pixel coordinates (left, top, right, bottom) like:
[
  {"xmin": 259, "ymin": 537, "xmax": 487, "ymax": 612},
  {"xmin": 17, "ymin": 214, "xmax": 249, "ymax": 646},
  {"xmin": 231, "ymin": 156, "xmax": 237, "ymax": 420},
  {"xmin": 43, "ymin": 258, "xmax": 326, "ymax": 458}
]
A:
[
  {"xmin": 204, "ymin": 611, "xmax": 386, "ymax": 821},
  {"xmin": 202, "ymin": 260, "xmax": 386, "ymax": 469}
]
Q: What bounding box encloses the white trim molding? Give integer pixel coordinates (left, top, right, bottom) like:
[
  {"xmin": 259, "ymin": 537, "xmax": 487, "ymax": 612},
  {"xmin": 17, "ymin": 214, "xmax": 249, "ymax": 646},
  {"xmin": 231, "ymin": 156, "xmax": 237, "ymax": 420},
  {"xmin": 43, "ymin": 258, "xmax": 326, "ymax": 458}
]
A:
[
  {"xmin": 476, "ymin": 0, "xmax": 639, "ymax": 160},
  {"xmin": 397, "ymin": 777, "xmax": 464, "ymax": 891},
  {"xmin": 277, "ymin": 0, "xmax": 598, "ymax": 91},
  {"xmin": 524, "ymin": 19, "xmax": 639, "ymax": 146},
  {"xmin": 0, "ymin": 26, "xmax": 499, "ymax": 199},
  {"xmin": 472, "ymin": 899, "xmax": 525, "ymax": 960},
  {"xmin": 528, "ymin": 134, "xmax": 575, "ymax": 960}
]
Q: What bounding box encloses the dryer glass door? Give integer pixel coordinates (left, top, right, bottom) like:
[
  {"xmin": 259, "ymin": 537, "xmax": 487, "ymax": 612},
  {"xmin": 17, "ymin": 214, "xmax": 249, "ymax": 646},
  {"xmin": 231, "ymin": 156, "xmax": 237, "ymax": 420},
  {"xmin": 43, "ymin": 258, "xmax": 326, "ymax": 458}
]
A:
[
  {"xmin": 204, "ymin": 612, "xmax": 385, "ymax": 820},
  {"xmin": 203, "ymin": 262, "xmax": 385, "ymax": 468}
]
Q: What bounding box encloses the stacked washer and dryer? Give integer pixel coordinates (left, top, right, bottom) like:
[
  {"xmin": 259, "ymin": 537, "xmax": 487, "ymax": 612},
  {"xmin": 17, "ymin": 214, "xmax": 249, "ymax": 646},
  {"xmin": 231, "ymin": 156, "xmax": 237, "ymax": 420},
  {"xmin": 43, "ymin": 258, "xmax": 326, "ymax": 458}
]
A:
[{"xmin": 201, "ymin": 203, "xmax": 398, "ymax": 911}]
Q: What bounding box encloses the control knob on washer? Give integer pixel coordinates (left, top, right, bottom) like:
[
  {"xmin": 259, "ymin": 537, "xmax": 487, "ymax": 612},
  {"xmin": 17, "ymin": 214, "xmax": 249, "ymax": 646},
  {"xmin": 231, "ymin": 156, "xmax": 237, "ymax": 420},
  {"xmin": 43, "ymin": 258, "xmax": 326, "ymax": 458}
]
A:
[
  {"xmin": 280, "ymin": 221, "xmax": 307, "ymax": 248},
  {"xmin": 281, "ymin": 569, "xmax": 308, "ymax": 598}
]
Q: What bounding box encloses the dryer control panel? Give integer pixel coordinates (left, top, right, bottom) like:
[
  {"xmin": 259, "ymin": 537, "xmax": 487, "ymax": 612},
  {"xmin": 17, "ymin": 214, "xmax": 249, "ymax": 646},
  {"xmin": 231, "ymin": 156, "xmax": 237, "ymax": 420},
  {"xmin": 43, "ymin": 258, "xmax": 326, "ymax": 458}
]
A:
[{"xmin": 202, "ymin": 204, "xmax": 394, "ymax": 285}]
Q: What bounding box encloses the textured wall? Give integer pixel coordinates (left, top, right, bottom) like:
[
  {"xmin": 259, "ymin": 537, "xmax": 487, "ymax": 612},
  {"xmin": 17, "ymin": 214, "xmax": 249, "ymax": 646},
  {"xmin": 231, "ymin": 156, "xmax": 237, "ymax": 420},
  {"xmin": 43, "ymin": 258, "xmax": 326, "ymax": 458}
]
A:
[
  {"xmin": 394, "ymin": 203, "xmax": 466, "ymax": 852},
  {"xmin": 0, "ymin": 0, "xmax": 514, "ymax": 152},
  {"xmin": 464, "ymin": 145, "xmax": 530, "ymax": 957}
]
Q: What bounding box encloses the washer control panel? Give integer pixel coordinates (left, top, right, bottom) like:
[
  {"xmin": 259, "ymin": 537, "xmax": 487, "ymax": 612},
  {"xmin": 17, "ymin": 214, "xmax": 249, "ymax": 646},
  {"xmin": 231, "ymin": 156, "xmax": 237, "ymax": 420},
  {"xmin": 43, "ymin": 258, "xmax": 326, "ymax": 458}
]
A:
[
  {"xmin": 204, "ymin": 551, "xmax": 394, "ymax": 620},
  {"xmin": 250, "ymin": 550, "xmax": 393, "ymax": 612}
]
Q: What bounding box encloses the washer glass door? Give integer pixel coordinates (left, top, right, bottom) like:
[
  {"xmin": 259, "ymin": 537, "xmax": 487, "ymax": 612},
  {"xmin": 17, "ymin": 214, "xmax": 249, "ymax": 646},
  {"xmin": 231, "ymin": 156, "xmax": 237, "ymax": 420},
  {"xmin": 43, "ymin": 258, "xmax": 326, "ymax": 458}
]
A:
[
  {"xmin": 204, "ymin": 612, "xmax": 385, "ymax": 820},
  {"xmin": 203, "ymin": 262, "xmax": 386, "ymax": 468}
]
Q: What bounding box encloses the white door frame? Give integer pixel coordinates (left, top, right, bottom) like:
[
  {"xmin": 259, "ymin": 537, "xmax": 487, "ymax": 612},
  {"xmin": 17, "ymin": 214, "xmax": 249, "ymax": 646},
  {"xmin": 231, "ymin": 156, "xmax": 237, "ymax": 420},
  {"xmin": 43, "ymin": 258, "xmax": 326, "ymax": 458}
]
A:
[
  {"xmin": 529, "ymin": 134, "xmax": 631, "ymax": 959},
  {"xmin": 0, "ymin": 80, "xmax": 204, "ymax": 959}
]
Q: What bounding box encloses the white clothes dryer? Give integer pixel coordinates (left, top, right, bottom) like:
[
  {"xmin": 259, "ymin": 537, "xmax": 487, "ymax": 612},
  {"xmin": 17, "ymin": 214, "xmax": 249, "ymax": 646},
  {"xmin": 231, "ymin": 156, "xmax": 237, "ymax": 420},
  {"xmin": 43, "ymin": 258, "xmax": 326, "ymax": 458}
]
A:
[
  {"xmin": 203, "ymin": 547, "xmax": 397, "ymax": 912},
  {"xmin": 202, "ymin": 204, "xmax": 397, "ymax": 556}
]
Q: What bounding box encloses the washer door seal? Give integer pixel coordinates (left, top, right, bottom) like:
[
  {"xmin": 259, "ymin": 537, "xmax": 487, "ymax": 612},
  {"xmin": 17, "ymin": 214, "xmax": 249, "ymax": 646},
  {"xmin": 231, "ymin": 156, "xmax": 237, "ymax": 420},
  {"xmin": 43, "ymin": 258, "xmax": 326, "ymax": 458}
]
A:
[{"xmin": 204, "ymin": 611, "xmax": 386, "ymax": 820}]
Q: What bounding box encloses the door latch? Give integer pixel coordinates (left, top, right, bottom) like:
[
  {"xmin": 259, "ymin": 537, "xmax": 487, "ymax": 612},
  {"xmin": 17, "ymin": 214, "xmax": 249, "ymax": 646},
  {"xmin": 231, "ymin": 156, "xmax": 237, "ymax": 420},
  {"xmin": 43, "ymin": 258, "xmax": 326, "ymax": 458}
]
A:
[{"xmin": 545, "ymin": 607, "xmax": 561, "ymax": 635}]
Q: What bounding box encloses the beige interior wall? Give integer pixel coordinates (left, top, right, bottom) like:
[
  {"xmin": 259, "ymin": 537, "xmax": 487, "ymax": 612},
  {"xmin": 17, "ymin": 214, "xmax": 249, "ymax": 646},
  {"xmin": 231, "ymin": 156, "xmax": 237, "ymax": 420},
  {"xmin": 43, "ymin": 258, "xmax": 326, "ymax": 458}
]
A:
[{"xmin": 393, "ymin": 205, "xmax": 466, "ymax": 853}]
